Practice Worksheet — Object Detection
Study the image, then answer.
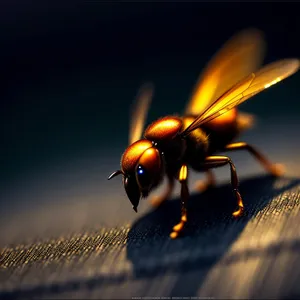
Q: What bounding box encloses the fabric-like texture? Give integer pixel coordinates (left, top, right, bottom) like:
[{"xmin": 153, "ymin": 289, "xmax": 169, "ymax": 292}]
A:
[
  {"xmin": 1, "ymin": 117, "xmax": 300, "ymax": 299},
  {"xmin": 1, "ymin": 175, "xmax": 300, "ymax": 299}
]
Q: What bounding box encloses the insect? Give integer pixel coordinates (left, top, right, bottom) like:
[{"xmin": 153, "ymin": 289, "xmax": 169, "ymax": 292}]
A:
[{"xmin": 108, "ymin": 29, "xmax": 300, "ymax": 239}]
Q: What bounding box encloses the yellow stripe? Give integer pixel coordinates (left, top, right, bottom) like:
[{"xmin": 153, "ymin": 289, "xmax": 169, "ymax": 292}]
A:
[{"xmin": 179, "ymin": 164, "xmax": 188, "ymax": 182}]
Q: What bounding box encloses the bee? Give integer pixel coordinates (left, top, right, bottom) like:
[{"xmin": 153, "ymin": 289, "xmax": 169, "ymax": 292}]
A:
[{"xmin": 108, "ymin": 29, "xmax": 300, "ymax": 239}]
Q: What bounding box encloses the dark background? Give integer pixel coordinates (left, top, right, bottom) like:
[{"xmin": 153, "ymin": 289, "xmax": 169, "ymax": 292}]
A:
[
  {"xmin": 1, "ymin": 2, "xmax": 300, "ymax": 299},
  {"xmin": 0, "ymin": 2, "xmax": 299, "ymax": 186}
]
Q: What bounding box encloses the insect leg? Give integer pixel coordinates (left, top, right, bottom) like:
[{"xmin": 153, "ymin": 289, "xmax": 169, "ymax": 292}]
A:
[
  {"xmin": 170, "ymin": 164, "xmax": 189, "ymax": 239},
  {"xmin": 193, "ymin": 170, "xmax": 216, "ymax": 193},
  {"xmin": 150, "ymin": 173, "xmax": 175, "ymax": 208},
  {"xmin": 204, "ymin": 156, "xmax": 244, "ymax": 218},
  {"xmin": 224, "ymin": 142, "xmax": 284, "ymax": 177}
]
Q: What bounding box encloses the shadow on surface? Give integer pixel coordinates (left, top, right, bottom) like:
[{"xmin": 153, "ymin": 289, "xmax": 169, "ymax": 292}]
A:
[
  {"xmin": 1, "ymin": 175, "xmax": 299, "ymax": 300},
  {"xmin": 126, "ymin": 174, "xmax": 300, "ymax": 297}
]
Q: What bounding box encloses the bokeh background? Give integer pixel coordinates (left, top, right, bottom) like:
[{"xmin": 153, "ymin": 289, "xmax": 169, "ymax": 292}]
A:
[{"xmin": 1, "ymin": 2, "xmax": 300, "ymax": 298}]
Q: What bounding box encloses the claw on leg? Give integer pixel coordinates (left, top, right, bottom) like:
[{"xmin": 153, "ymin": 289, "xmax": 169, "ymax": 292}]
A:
[
  {"xmin": 170, "ymin": 232, "xmax": 179, "ymax": 239},
  {"xmin": 232, "ymin": 207, "xmax": 244, "ymax": 217},
  {"xmin": 173, "ymin": 221, "xmax": 185, "ymax": 233},
  {"xmin": 232, "ymin": 190, "xmax": 244, "ymax": 217},
  {"xmin": 170, "ymin": 211, "xmax": 187, "ymax": 239}
]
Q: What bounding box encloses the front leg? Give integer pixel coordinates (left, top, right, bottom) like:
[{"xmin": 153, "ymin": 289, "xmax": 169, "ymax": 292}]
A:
[{"xmin": 170, "ymin": 164, "xmax": 189, "ymax": 239}]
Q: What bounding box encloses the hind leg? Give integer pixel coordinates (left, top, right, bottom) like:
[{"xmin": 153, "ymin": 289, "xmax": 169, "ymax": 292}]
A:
[
  {"xmin": 150, "ymin": 173, "xmax": 175, "ymax": 208},
  {"xmin": 224, "ymin": 142, "xmax": 285, "ymax": 177},
  {"xmin": 204, "ymin": 156, "xmax": 244, "ymax": 218},
  {"xmin": 193, "ymin": 170, "xmax": 216, "ymax": 193}
]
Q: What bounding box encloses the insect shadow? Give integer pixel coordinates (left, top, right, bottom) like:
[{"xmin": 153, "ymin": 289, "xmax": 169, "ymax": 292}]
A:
[{"xmin": 126, "ymin": 174, "xmax": 300, "ymax": 297}]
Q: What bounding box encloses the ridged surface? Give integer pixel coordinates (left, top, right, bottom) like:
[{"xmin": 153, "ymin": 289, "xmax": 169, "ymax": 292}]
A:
[
  {"xmin": 1, "ymin": 117, "xmax": 300, "ymax": 299},
  {"xmin": 1, "ymin": 175, "xmax": 300, "ymax": 299}
]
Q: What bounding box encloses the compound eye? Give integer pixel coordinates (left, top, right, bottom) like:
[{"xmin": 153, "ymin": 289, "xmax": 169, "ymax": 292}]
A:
[
  {"xmin": 135, "ymin": 147, "xmax": 162, "ymax": 192},
  {"xmin": 136, "ymin": 165, "xmax": 152, "ymax": 190}
]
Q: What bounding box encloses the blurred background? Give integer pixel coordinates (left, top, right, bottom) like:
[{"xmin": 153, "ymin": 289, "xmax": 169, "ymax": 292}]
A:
[
  {"xmin": 0, "ymin": 0, "xmax": 300, "ymax": 299},
  {"xmin": 0, "ymin": 3, "xmax": 300, "ymax": 297}
]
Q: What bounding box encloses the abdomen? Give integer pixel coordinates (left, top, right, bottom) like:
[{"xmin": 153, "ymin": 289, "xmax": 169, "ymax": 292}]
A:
[
  {"xmin": 202, "ymin": 108, "xmax": 239, "ymax": 153},
  {"xmin": 182, "ymin": 109, "xmax": 254, "ymax": 168},
  {"xmin": 202, "ymin": 108, "xmax": 255, "ymax": 153}
]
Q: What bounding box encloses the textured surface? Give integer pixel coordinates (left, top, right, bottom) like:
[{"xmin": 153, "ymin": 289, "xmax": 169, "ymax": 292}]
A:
[
  {"xmin": 1, "ymin": 129, "xmax": 300, "ymax": 299},
  {"xmin": 1, "ymin": 116, "xmax": 300, "ymax": 300},
  {"xmin": 1, "ymin": 3, "xmax": 300, "ymax": 299}
]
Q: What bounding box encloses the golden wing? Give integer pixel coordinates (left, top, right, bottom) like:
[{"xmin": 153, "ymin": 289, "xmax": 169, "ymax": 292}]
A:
[
  {"xmin": 185, "ymin": 28, "xmax": 266, "ymax": 116},
  {"xmin": 129, "ymin": 82, "xmax": 154, "ymax": 145},
  {"xmin": 181, "ymin": 58, "xmax": 300, "ymax": 136}
]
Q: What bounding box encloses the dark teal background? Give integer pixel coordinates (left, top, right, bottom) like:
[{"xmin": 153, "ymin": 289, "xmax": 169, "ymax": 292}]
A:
[
  {"xmin": 0, "ymin": 2, "xmax": 299, "ymax": 239},
  {"xmin": 0, "ymin": 2, "xmax": 299, "ymax": 180},
  {"xmin": 1, "ymin": 4, "xmax": 300, "ymax": 299}
]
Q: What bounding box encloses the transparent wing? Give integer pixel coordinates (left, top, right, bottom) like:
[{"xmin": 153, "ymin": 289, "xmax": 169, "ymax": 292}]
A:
[
  {"xmin": 185, "ymin": 28, "xmax": 266, "ymax": 116},
  {"xmin": 129, "ymin": 82, "xmax": 154, "ymax": 145},
  {"xmin": 182, "ymin": 58, "xmax": 300, "ymax": 136}
]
